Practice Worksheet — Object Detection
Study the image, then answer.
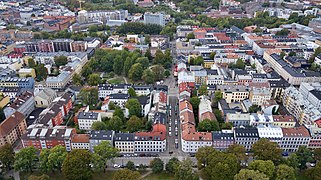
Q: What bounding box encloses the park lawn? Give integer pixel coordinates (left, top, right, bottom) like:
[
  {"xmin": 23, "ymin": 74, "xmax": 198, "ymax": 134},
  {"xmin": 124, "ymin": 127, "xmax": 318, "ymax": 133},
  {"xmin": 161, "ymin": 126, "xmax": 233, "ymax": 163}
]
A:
[
  {"xmin": 107, "ymin": 77, "xmax": 124, "ymax": 84},
  {"xmin": 143, "ymin": 172, "xmax": 175, "ymax": 180},
  {"xmin": 20, "ymin": 171, "xmax": 116, "ymax": 180}
]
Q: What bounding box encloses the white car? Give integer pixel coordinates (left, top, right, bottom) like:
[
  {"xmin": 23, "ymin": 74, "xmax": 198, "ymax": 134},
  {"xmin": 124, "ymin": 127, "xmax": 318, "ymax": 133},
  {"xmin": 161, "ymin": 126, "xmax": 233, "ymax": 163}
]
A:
[
  {"xmin": 175, "ymin": 120, "xmax": 178, "ymax": 125},
  {"xmin": 113, "ymin": 164, "xmax": 121, "ymax": 168},
  {"xmin": 169, "ymin": 131, "xmax": 172, "ymax": 136}
]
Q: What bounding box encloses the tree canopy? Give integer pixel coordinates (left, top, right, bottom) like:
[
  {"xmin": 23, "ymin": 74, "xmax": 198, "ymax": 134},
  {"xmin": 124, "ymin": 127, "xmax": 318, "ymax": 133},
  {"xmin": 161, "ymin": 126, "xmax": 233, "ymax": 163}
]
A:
[
  {"xmin": 252, "ymin": 138, "xmax": 282, "ymax": 165},
  {"xmin": 62, "ymin": 149, "xmax": 92, "ymax": 180}
]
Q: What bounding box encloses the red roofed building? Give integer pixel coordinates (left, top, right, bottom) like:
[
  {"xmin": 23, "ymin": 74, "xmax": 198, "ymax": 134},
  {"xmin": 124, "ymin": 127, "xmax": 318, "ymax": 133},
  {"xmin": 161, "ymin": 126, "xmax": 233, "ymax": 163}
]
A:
[
  {"xmin": 134, "ymin": 124, "xmax": 166, "ymax": 152},
  {"xmin": 179, "ymin": 82, "xmax": 195, "ymax": 100},
  {"xmin": 280, "ymin": 126, "xmax": 311, "ymax": 152},
  {"xmin": 71, "ymin": 134, "xmax": 90, "ymax": 150},
  {"xmin": 0, "ymin": 112, "xmax": 27, "ymax": 147}
]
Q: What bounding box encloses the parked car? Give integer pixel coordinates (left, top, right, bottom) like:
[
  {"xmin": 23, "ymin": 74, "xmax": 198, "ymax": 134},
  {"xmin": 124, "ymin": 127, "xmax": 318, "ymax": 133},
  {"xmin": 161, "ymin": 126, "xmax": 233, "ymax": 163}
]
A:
[{"xmin": 113, "ymin": 164, "xmax": 121, "ymax": 168}]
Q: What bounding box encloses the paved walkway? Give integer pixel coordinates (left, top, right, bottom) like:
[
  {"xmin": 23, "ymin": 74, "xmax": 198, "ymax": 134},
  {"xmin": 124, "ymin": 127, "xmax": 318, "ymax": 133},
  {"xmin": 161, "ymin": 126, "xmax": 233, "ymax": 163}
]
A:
[{"xmin": 140, "ymin": 171, "xmax": 152, "ymax": 179}]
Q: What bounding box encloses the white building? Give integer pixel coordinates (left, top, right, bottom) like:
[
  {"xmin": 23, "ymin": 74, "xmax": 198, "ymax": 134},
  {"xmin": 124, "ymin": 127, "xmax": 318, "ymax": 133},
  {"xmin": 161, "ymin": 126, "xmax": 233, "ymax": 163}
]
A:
[
  {"xmin": 71, "ymin": 134, "xmax": 90, "ymax": 150},
  {"xmin": 257, "ymin": 124, "xmax": 283, "ymax": 145},
  {"xmin": 144, "ymin": 12, "xmax": 165, "ymax": 26},
  {"xmin": 134, "ymin": 124, "xmax": 166, "ymax": 153},
  {"xmin": 89, "ymin": 130, "xmax": 114, "ymax": 152},
  {"xmin": 108, "ymin": 93, "xmax": 129, "ymax": 109},
  {"xmin": 77, "ymin": 112, "xmax": 102, "ymax": 130},
  {"xmin": 226, "ymin": 113, "xmax": 251, "ymax": 127},
  {"xmin": 250, "ymin": 113, "xmax": 274, "ymax": 126}
]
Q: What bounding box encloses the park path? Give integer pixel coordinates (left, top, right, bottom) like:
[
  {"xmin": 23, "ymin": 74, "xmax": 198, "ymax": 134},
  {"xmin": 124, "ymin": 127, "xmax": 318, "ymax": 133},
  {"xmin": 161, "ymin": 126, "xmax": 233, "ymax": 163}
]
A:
[{"xmin": 140, "ymin": 171, "xmax": 152, "ymax": 179}]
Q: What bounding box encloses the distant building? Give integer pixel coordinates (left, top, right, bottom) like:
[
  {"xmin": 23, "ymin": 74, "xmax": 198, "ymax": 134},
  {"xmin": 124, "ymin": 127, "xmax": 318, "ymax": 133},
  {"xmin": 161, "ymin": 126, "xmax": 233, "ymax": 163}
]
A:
[
  {"xmin": 77, "ymin": 112, "xmax": 102, "ymax": 130},
  {"xmin": 144, "ymin": 12, "xmax": 165, "ymax": 27}
]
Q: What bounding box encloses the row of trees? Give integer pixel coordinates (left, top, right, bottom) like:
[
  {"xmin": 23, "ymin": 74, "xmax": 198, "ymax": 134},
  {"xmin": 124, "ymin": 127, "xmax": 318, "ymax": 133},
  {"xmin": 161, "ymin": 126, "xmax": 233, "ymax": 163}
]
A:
[
  {"xmin": 0, "ymin": 142, "xmax": 118, "ymax": 180},
  {"xmin": 116, "ymin": 22, "xmax": 163, "ymax": 35},
  {"xmin": 195, "ymin": 138, "xmax": 321, "ymax": 180},
  {"xmin": 27, "ymin": 58, "xmax": 48, "ymax": 81}
]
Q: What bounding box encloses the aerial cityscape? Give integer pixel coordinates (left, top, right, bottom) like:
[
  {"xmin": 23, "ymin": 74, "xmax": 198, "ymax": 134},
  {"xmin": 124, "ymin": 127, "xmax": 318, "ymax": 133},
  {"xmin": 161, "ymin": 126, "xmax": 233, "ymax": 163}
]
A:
[{"xmin": 1, "ymin": 0, "xmax": 321, "ymax": 179}]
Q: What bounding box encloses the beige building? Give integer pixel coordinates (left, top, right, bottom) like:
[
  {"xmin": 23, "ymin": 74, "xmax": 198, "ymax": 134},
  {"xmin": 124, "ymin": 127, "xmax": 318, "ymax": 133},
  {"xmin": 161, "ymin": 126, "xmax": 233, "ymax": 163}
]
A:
[
  {"xmin": 216, "ymin": 85, "xmax": 250, "ymax": 103},
  {"xmin": 0, "ymin": 95, "xmax": 9, "ymax": 108},
  {"xmin": 0, "ymin": 112, "xmax": 27, "ymax": 147},
  {"xmin": 114, "ymin": 133, "xmax": 135, "ymax": 154},
  {"xmin": 249, "ymin": 82, "xmax": 271, "ymax": 106},
  {"xmin": 272, "ymin": 115, "xmax": 296, "ymax": 128},
  {"xmin": 34, "ymin": 88, "xmax": 58, "ymax": 108},
  {"xmin": 18, "ymin": 68, "xmax": 36, "ymax": 78}
]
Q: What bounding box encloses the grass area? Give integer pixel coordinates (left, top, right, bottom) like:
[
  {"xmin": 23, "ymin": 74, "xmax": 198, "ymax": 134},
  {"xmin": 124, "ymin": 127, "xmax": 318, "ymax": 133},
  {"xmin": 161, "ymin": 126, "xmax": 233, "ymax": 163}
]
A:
[
  {"xmin": 296, "ymin": 171, "xmax": 309, "ymax": 180},
  {"xmin": 19, "ymin": 170, "xmax": 117, "ymax": 180},
  {"xmin": 107, "ymin": 77, "xmax": 124, "ymax": 84},
  {"xmin": 143, "ymin": 172, "xmax": 175, "ymax": 180}
]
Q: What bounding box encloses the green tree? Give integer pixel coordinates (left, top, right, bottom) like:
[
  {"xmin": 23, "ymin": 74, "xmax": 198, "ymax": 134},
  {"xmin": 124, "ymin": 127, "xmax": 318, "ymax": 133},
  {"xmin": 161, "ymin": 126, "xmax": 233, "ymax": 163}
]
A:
[
  {"xmin": 39, "ymin": 149, "xmax": 50, "ymax": 172},
  {"xmin": 113, "ymin": 108, "xmax": 125, "ymax": 121},
  {"xmin": 34, "ymin": 64, "xmax": 48, "ymax": 81},
  {"xmin": 81, "ymin": 64, "xmax": 93, "ymax": 79},
  {"xmin": 145, "ymin": 49, "xmax": 153, "ymax": 61},
  {"xmin": 295, "ymin": 146, "xmax": 313, "ymax": 169},
  {"xmin": 62, "ymin": 149, "xmax": 92, "ymax": 180},
  {"xmin": 128, "ymin": 88, "xmax": 137, "ymax": 97},
  {"xmin": 214, "ymin": 109, "xmax": 223, "ymax": 123},
  {"xmin": 47, "ymin": 145, "xmax": 67, "ymax": 172},
  {"xmin": 28, "ymin": 58, "xmax": 36, "ymax": 68},
  {"xmin": 190, "ymin": 96, "xmax": 200, "ymax": 116},
  {"xmin": 128, "ymin": 63, "xmax": 143, "ymax": 81},
  {"xmin": 280, "ymin": 52, "xmax": 286, "ymax": 59},
  {"xmin": 125, "ymin": 98, "xmax": 142, "ymax": 117},
  {"xmin": 190, "ymin": 56, "xmax": 204, "ymax": 65},
  {"xmin": 142, "ymin": 69, "xmax": 155, "ymax": 84},
  {"xmin": 198, "ymin": 84, "xmax": 208, "ymax": 96},
  {"xmin": 109, "ymin": 116, "xmax": 123, "ymax": 132},
  {"xmin": 151, "ymin": 65, "xmax": 165, "ymax": 81},
  {"xmin": 126, "ymin": 115, "xmax": 143, "ymax": 132},
  {"xmin": 214, "ymin": 91, "xmax": 223, "ymax": 102},
  {"xmin": 154, "ymin": 49, "xmax": 165, "ymax": 65},
  {"xmin": 197, "ymin": 119, "xmax": 220, "ymax": 132},
  {"xmin": 113, "ymin": 56, "xmax": 124, "ymax": 75},
  {"xmin": 0, "ymin": 143, "xmax": 14, "ymax": 171},
  {"xmin": 227, "ymin": 144, "xmax": 246, "ymax": 162},
  {"xmin": 166, "ymin": 157, "xmax": 180, "ymax": 174},
  {"xmin": 14, "ymin": 147, "xmax": 38, "ymax": 172},
  {"xmin": 314, "ymin": 148, "xmax": 321, "ymax": 161},
  {"xmin": 72, "ymin": 73, "xmax": 83, "ymax": 86},
  {"xmin": 235, "ymin": 59, "xmax": 245, "ymax": 69},
  {"xmin": 136, "ymin": 57, "xmax": 149, "ymax": 70},
  {"xmin": 248, "ymin": 160, "xmax": 275, "ymax": 178},
  {"xmin": 186, "ymin": 32, "xmax": 195, "ymax": 40},
  {"xmin": 286, "ymin": 153, "xmax": 300, "ymax": 169},
  {"xmin": 126, "ymin": 161, "xmax": 136, "ymax": 171},
  {"xmin": 91, "ymin": 153, "xmax": 105, "ymax": 172},
  {"xmin": 91, "ymin": 121, "xmax": 107, "ymax": 130},
  {"xmin": 275, "ymin": 28, "xmax": 290, "ymax": 36},
  {"xmin": 275, "ymin": 164, "xmax": 295, "ymax": 180},
  {"xmin": 150, "ymin": 158, "xmax": 164, "ymax": 174},
  {"xmin": 234, "ymin": 169, "xmax": 269, "ymax": 180},
  {"xmin": 93, "ymin": 141, "xmax": 119, "ymax": 161},
  {"xmin": 88, "ymin": 73, "xmax": 101, "ymax": 86},
  {"xmin": 112, "ymin": 168, "xmax": 141, "ymax": 180},
  {"xmin": 88, "ymin": 25, "xmax": 98, "ymax": 32},
  {"xmin": 175, "ymin": 159, "xmax": 198, "ymax": 180},
  {"xmin": 78, "ymin": 87, "xmax": 99, "ymax": 106},
  {"xmin": 54, "ymin": 56, "xmax": 68, "ymax": 67},
  {"xmin": 288, "ymin": 51, "xmax": 296, "ymax": 57},
  {"xmin": 164, "ymin": 70, "xmax": 171, "ymax": 77},
  {"xmin": 252, "ymin": 138, "xmax": 282, "ymax": 165},
  {"xmin": 209, "ymin": 52, "xmax": 216, "ymax": 59},
  {"xmin": 249, "ymin": 105, "xmax": 261, "ymax": 113},
  {"xmin": 196, "ymin": 147, "xmax": 239, "ymax": 180}
]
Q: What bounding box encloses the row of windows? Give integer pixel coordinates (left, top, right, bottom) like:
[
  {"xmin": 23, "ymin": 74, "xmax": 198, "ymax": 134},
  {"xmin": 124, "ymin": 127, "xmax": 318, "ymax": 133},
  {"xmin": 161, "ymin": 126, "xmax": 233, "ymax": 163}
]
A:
[
  {"xmin": 135, "ymin": 141, "xmax": 164, "ymax": 145},
  {"xmin": 135, "ymin": 149, "xmax": 163, "ymax": 152}
]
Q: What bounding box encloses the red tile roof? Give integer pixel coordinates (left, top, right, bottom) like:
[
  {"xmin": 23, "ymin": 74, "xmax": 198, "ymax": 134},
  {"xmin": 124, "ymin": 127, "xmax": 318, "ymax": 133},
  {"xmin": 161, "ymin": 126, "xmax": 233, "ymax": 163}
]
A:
[
  {"xmin": 200, "ymin": 111, "xmax": 216, "ymax": 122},
  {"xmin": 179, "ymin": 100, "xmax": 193, "ymax": 112},
  {"xmin": 272, "ymin": 115, "xmax": 295, "ymax": 123},
  {"xmin": 282, "ymin": 126, "xmax": 310, "ymax": 137},
  {"xmin": 71, "ymin": 134, "xmax": 89, "ymax": 143}
]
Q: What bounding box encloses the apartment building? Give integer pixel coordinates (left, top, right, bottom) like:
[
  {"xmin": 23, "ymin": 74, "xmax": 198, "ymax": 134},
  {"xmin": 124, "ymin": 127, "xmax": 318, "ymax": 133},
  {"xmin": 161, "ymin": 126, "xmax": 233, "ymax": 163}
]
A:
[
  {"xmin": 89, "ymin": 130, "xmax": 114, "ymax": 152},
  {"xmin": 108, "ymin": 94, "xmax": 129, "ymax": 109},
  {"xmin": 77, "ymin": 112, "xmax": 102, "ymax": 130},
  {"xmin": 144, "ymin": 12, "xmax": 165, "ymax": 26},
  {"xmin": 272, "ymin": 115, "xmax": 296, "ymax": 128},
  {"xmin": 250, "ymin": 113, "xmax": 273, "ymax": 126},
  {"xmin": 198, "ymin": 96, "xmax": 216, "ymax": 122},
  {"xmin": 21, "ymin": 126, "xmax": 76, "ymax": 151},
  {"xmin": 281, "ymin": 126, "xmax": 311, "ymax": 152},
  {"xmin": 263, "ymin": 52, "xmax": 321, "ymax": 85},
  {"xmin": 71, "ymin": 134, "xmax": 90, "ymax": 150},
  {"xmin": 212, "ymin": 130, "xmax": 234, "ymax": 151},
  {"xmin": 216, "ymin": 85, "xmax": 250, "ymax": 103},
  {"xmin": 134, "ymin": 124, "xmax": 167, "ymax": 153},
  {"xmin": 114, "ymin": 133, "xmax": 135, "ymax": 154},
  {"xmin": 4, "ymin": 91, "xmax": 34, "ymax": 118},
  {"xmin": 234, "ymin": 128, "xmax": 259, "ymax": 151},
  {"xmin": 36, "ymin": 92, "xmax": 73, "ymax": 127},
  {"xmin": 269, "ymin": 79, "xmax": 290, "ymax": 100},
  {"xmin": 0, "ymin": 77, "xmax": 34, "ymax": 89},
  {"xmin": 98, "ymin": 84, "xmax": 131, "ymax": 98},
  {"xmin": 257, "ymin": 125, "xmax": 283, "ymax": 145},
  {"xmin": 226, "ymin": 113, "xmax": 251, "ymax": 127},
  {"xmin": 249, "ymin": 82, "xmax": 271, "ymax": 106},
  {"xmin": 133, "ymin": 85, "xmax": 152, "ymax": 96},
  {"xmin": 0, "ymin": 112, "xmax": 27, "ymax": 147}
]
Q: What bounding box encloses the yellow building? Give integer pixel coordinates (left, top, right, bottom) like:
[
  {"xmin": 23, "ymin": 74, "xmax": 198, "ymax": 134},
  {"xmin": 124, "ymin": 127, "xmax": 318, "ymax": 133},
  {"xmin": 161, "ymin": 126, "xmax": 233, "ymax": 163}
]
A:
[
  {"xmin": 203, "ymin": 59, "xmax": 215, "ymax": 69},
  {"xmin": 18, "ymin": 68, "xmax": 36, "ymax": 78},
  {"xmin": 0, "ymin": 95, "xmax": 9, "ymax": 108}
]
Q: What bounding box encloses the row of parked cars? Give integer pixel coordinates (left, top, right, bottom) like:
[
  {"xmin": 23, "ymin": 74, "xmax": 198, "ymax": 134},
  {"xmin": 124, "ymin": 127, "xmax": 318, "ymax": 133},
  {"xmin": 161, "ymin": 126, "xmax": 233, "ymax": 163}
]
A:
[{"xmin": 117, "ymin": 153, "xmax": 159, "ymax": 158}]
